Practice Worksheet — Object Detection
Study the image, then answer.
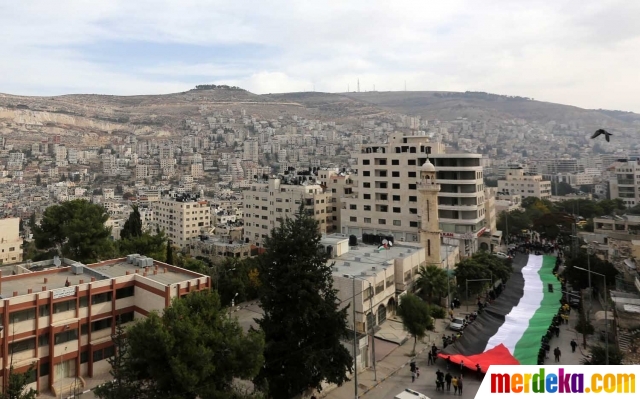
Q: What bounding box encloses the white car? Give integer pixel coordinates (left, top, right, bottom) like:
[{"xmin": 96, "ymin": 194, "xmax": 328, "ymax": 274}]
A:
[
  {"xmin": 495, "ymin": 252, "xmax": 511, "ymax": 259},
  {"xmin": 449, "ymin": 317, "xmax": 466, "ymax": 331}
]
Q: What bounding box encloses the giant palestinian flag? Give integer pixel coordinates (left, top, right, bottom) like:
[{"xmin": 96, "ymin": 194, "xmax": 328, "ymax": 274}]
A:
[{"xmin": 439, "ymin": 255, "xmax": 561, "ymax": 370}]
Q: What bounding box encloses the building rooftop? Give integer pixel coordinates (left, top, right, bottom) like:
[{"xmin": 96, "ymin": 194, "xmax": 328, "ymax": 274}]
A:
[{"xmin": 0, "ymin": 256, "xmax": 204, "ymax": 298}]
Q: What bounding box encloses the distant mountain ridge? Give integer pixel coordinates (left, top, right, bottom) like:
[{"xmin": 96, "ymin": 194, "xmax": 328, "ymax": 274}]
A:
[{"xmin": 0, "ymin": 87, "xmax": 638, "ymax": 146}]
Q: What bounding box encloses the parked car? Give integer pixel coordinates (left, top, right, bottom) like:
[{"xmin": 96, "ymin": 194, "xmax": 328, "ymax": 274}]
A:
[
  {"xmin": 495, "ymin": 252, "xmax": 512, "ymax": 259},
  {"xmin": 449, "ymin": 317, "xmax": 466, "ymax": 331}
]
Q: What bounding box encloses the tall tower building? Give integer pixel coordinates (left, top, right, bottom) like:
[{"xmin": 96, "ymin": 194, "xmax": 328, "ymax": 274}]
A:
[{"xmin": 418, "ymin": 159, "xmax": 441, "ymax": 265}]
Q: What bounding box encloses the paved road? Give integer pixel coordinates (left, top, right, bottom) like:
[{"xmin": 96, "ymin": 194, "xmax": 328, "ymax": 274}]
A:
[
  {"xmin": 352, "ymin": 355, "xmax": 482, "ymax": 399},
  {"xmin": 233, "ymin": 302, "xmax": 263, "ymax": 332}
]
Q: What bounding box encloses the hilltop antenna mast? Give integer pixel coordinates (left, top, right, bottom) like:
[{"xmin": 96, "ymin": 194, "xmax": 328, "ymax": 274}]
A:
[
  {"xmin": 405, "ymin": 81, "xmax": 407, "ymax": 91},
  {"xmin": 357, "ymin": 79, "xmax": 360, "ymax": 93}
]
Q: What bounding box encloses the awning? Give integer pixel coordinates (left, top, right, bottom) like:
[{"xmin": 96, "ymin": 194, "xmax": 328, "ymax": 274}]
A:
[{"xmin": 624, "ymin": 259, "xmax": 636, "ymax": 270}]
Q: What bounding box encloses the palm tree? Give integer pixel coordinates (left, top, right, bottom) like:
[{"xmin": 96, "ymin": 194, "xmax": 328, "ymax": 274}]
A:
[{"xmin": 416, "ymin": 264, "xmax": 449, "ymax": 304}]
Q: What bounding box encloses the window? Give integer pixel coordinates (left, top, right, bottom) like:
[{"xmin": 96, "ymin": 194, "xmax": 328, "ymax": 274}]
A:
[
  {"xmin": 392, "ymin": 159, "xmax": 399, "ymax": 165},
  {"xmin": 393, "ymin": 220, "xmax": 401, "ymax": 226},
  {"xmin": 364, "ymin": 194, "xmax": 371, "ymax": 199},
  {"xmin": 410, "ymin": 221, "xmax": 419, "ymax": 227},
  {"xmin": 363, "ymin": 171, "xmax": 370, "ymax": 176},
  {"xmin": 364, "ymin": 218, "xmax": 371, "ymax": 224},
  {"xmin": 39, "ymin": 304, "xmax": 50, "ymax": 316},
  {"xmin": 350, "ymin": 217, "xmax": 357, "ymax": 222},
  {"xmin": 92, "ymin": 318, "xmax": 112, "ymax": 332},
  {"xmin": 79, "ymin": 296, "xmax": 88, "ymax": 308},
  {"xmin": 11, "ymin": 308, "xmax": 36, "ymax": 323},
  {"xmin": 9, "ymin": 338, "xmax": 35, "ymax": 354},
  {"xmin": 409, "ymin": 196, "xmax": 417, "ymax": 202},
  {"xmin": 408, "ymin": 172, "xmax": 416, "ymax": 178},
  {"xmin": 92, "ymin": 292, "xmax": 113, "ymax": 305},
  {"xmin": 93, "ymin": 349, "xmax": 104, "ymax": 362},
  {"xmin": 409, "ymin": 208, "xmax": 417, "ymax": 214},
  {"xmin": 392, "ymin": 171, "xmax": 400, "ymax": 177},
  {"xmin": 386, "ymin": 275, "xmax": 394, "ymax": 288},
  {"xmin": 364, "ymin": 205, "xmax": 371, "ymax": 211},
  {"xmin": 53, "ymin": 300, "xmax": 75, "ymax": 314},
  {"xmin": 38, "ymin": 333, "xmax": 49, "ymax": 347},
  {"xmin": 363, "ymin": 182, "xmax": 371, "ymax": 188},
  {"xmin": 363, "ymin": 160, "xmax": 370, "ymax": 165},
  {"xmin": 117, "ymin": 311, "xmax": 135, "ymax": 324},
  {"xmin": 80, "ymin": 351, "xmax": 89, "ymax": 364},
  {"xmin": 408, "ymin": 160, "xmax": 416, "ymax": 166},
  {"xmin": 392, "ymin": 195, "xmax": 400, "ymax": 201},
  {"xmin": 378, "ymin": 219, "xmax": 386, "ymax": 225},
  {"xmin": 349, "ymin": 204, "xmax": 357, "ymax": 210},
  {"xmin": 393, "ymin": 207, "xmax": 401, "ymax": 213},
  {"xmin": 81, "ymin": 324, "xmax": 88, "ymax": 335},
  {"xmin": 54, "ymin": 329, "xmax": 78, "ymax": 345},
  {"xmin": 375, "ymin": 282, "xmax": 384, "ymax": 295},
  {"xmin": 104, "ymin": 345, "xmax": 115, "ymax": 358},
  {"xmin": 40, "ymin": 362, "xmax": 50, "ymax": 377},
  {"xmin": 116, "ymin": 286, "xmax": 135, "ymax": 299}
]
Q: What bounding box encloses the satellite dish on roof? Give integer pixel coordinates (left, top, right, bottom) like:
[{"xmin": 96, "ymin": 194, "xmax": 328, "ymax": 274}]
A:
[
  {"xmin": 53, "ymin": 256, "xmax": 61, "ymax": 267},
  {"xmin": 382, "ymin": 239, "xmax": 389, "ymax": 245}
]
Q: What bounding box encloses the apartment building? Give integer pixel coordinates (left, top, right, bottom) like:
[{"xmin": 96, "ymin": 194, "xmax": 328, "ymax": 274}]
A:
[
  {"xmin": 497, "ymin": 166, "xmax": 552, "ymax": 200},
  {"xmin": 317, "ymin": 168, "xmax": 355, "ymax": 233},
  {"xmin": 0, "ymin": 255, "xmax": 209, "ymax": 396},
  {"xmin": 340, "ymin": 133, "xmax": 486, "ymax": 256},
  {"xmin": 608, "ymin": 160, "xmax": 640, "ymax": 207},
  {"xmin": 242, "ymin": 176, "xmax": 331, "ymax": 246},
  {"xmin": 151, "ymin": 195, "xmax": 211, "ymax": 248},
  {"xmin": 594, "ymin": 215, "xmax": 640, "ymax": 236},
  {"xmin": 0, "ymin": 218, "xmax": 23, "ymax": 265},
  {"xmin": 243, "ymin": 140, "xmax": 259, "ymax": 163}
]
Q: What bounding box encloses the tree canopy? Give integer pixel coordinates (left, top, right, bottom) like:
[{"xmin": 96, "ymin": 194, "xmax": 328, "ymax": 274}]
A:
[
  {"xmin": 454, "ymin": 252, "xmax": 512, "ymax": 297},
  {"xmin": 125, "ymin": 291, "xmax": 264, "ymax": 399},
  {"xmin": 32, "ymin": 199, "xmax": 113, "ymax": 263},
  {"xmin": 396, "ymin": 294, "xmax": 434, "ymax": 354},
  {"xmin": 117, "ymin": 226, "xmax": 166, "ymax": 262},
  {"xmin": 563, "ymin": 251, "xmax": 618, "ymax": 290},
  {"xmin": 416, "ymin": 265, "xmax": 450, "ymax": 304},
  {"xmin": 120, "ymin": 206, "xmax": 142, "ymax": 240},
  {"xmin": 581, "ymin": 345, "xmax": 623, "ymax": 365},
  {"xmin": 1, "ymin": 364, "xmax": 37, "ymax": 399},
  {"xmin": 255, "ymin": 204, "xmax": 352, "ymax": 398}
]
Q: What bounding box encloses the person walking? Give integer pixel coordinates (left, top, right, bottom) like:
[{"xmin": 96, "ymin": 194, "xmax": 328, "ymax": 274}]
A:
[
  {"xmin": 571, "ymin": 339, "xmax": 578, "ymax": 353},
  {"xmin": 411, "ymin": 369, "xmax": 416, "ymax": 383},
  {"xmin": 452, "ymin": 376, "xmax": 458, "ymax": 395},
  {"xmin": 458, "ymin": 376, "xmax": 464, "ymax": 396},
  {"xmin": 427, "ymin": 352, "xmax": 433, "ymax": 365},
  {"xmin": 554, "ymin": 347, "xmax": 561, "ymax": 363},
  {"xmin": 445, "ymin": 372, "xmax": 452, "ymax": 391}
]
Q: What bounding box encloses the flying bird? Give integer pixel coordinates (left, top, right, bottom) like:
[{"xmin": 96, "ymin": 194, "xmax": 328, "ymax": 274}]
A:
[{"xmin": 591, "ymin": 129, "xmax": 612, "ymax": 142}]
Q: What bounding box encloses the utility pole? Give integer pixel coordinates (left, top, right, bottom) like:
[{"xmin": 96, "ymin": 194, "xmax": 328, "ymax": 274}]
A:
[{"xmin": 350, "ymin": 276, "xmax": 358, "ymax": 399}]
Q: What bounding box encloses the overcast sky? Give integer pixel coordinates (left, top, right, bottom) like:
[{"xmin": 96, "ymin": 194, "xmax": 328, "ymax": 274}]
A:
[{"xmin": 1, "ymin": 1, "xmax": 639, "ymax": 111}]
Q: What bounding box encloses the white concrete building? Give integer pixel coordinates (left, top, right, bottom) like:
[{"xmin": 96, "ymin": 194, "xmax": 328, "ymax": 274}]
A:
[
  {"xmin": 0, "ymin": 218, "xmax": 23, "ymax": 265},
  {"xmin": 151, "ymin": 195, "xmax": 211, "ymax": 248},
  {"xmin": 497, "ymin": 166, "xmax": 552, "ymax": 200},
  {"xmin": 608, "ymin": 160, "xmax": 640, "ymax": 207}
]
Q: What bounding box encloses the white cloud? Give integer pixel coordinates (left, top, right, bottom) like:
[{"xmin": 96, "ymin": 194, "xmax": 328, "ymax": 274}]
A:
[{"xmin": 0, "ymin": 0, "xmax": 639, "ymax": 110}]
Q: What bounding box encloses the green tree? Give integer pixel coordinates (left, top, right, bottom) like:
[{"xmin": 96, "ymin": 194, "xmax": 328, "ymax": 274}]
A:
[
  {"xmin": 416, "ymin": 265, "xmax": 449, "ymax": 304},
  {"xmin": 1, "ymin": 363, "xmax": 37, "ymax": 399},
  {"xmin": 35, "ymin": 174, "xmax": 41, "ymax": 186},
  {"xmin": 118, "ymin": 228, "xmax": 167, "ymax": 262},
  {"xmin": 32, "ymin": 200, "xmax": 113, "ymax": 263},
  {"xmin": 551, "ymin": 182, "xmax": 575, "ymax": 196},
  {"xmin": 563, "ymin": 251, "xmax": 618, "ymax": 291},
  {"xmin": 581, "ymin": 345, "xmax": 624, "ymax": 365},
  {"xmin": 255, "ymin": 204, "xmax": 352, "ymax": 398},
  {"xmin": 28, "ymin": 213, "xmax": 36, "ymax": 230},
  {"xmin": 177, "ymin": 256, "xmax": 209, "ymax": 274},
  {"xmin": 397, "ymin": 294, "xmax": 434, "ymax": 354},
  {"xmin": 94, "ymin": 322, "xmax": 143, "ymax": 399},
  {"xmin": 165, "ymin": 241, "xmax": 174, "ymax": 265},
  {"xmin": 126, "ymin": 291, "xmax": 264, "ymax": 399},
  {"xmin": 454, "ymin": 252, "xmax": 512, "ymax": 297},
  {"xmin": 120, "ymin": 206, "xmax": 142, "ymax": 240},
  {"xmin": 497, "ymin": 209, "xmax": 532, "ymax": 235}
]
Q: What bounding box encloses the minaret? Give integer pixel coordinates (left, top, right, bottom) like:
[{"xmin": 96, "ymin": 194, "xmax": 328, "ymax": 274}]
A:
[{"xmin": 418, "ymin": 158, "xmax": 441, "ymax": 265}]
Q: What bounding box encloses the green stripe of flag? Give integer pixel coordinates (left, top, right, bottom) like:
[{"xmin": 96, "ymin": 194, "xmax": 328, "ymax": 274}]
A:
[{"xmin": 513, "ymin": 255, "xmax": 561, "ymax": 364}]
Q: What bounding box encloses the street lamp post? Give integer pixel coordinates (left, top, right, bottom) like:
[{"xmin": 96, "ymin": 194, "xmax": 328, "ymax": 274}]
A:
[
  {"xmin": 582, "ymin": 244, "xmax": 594, "ymax": 322},
  {"xmin": 574, "ymin": 266, "xmax": 609, "ymax": 365},
  {"xmin": 344, "ymin": 274, "xmax": 377, "ymax": 386}
]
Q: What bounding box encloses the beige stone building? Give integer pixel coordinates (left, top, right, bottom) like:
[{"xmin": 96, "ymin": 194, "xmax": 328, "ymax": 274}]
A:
[
  {"xmin": 151, "ymin": 195, "xmax": 211, "ymax": 248},
  {"xmin": 0, "ymin": 255, "xmax": 209, "ymax": 397},
  {"xmin": 0, "ymin": 218, "xmax": 23, "ymax": 265},
  {"xmin": 242, "ymin": 177, "xmax": 332, "ymax": 246},
  {"xmin": 497, "ymin": 166, "xmax": 552, "ymax": 200},
  {"xmin": 608, "ymin": 159, "xmax": 640, "ymax": 208},
  {"xmin": 341, "ymin": 133, "xmax": 487, "ymax": 257},
  {"xmin": 317, "ymin": 168, "xmax": 355, "ymax": 233}
]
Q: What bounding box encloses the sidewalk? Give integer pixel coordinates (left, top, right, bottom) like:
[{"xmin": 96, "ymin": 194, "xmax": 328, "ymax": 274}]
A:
[{"xmin": 323, "ymin": 310, "xmax": 464, "ymax": 399}]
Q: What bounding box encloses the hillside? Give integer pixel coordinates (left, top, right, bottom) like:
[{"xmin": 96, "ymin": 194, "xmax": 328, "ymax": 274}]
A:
[{"xmin": 1, "ymin": 87, "xmax": 639, "ymax": 147}]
